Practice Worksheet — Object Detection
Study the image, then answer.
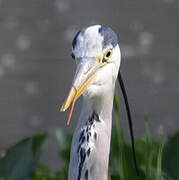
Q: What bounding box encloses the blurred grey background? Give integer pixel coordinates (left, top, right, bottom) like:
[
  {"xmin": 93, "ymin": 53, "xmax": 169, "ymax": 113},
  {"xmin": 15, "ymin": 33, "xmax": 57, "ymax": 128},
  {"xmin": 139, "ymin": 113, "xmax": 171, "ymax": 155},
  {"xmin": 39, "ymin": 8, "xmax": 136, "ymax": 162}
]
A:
[{"xmin": 0, "ymin": 0, "xmax": 178, "ymax": 170}]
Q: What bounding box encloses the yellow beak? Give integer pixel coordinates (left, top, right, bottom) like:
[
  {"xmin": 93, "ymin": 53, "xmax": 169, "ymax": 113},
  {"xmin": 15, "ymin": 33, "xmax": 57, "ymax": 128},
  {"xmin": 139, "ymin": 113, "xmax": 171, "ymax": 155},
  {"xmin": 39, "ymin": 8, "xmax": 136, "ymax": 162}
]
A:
[{"xmin": 60, "ymin": 57, "xmax": 101, "ymax": 125}]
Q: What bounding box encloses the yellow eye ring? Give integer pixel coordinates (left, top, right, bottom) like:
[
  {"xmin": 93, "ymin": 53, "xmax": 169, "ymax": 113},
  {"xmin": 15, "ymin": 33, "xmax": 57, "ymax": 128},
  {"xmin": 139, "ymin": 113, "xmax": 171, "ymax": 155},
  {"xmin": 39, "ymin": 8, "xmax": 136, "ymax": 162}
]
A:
[{"xmin": 102, "ymin": 49, "xmax": 112, "ymax": 63}]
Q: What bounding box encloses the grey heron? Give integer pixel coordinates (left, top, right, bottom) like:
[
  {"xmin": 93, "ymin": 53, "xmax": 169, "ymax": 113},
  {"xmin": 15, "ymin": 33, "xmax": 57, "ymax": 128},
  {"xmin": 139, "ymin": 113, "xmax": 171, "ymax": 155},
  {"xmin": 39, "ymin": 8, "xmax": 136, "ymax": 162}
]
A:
[{"xmin": 61, "ymin": 25, "xmax": 138, "ymax": 180}]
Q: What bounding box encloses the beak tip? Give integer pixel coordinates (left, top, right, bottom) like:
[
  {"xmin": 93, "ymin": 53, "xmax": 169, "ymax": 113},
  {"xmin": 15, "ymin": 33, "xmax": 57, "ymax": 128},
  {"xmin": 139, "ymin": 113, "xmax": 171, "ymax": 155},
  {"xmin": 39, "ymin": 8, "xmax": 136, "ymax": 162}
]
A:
[{"xmin": 60, "ymin": 104, "xmax": 66, "ymax": 112}]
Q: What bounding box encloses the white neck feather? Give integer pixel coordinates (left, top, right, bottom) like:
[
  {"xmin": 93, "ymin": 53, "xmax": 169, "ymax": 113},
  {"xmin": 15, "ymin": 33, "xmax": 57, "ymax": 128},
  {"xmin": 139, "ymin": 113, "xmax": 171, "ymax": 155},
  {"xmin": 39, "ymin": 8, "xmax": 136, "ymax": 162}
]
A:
[{"xmin": 68, "ymin": 85, "xmax": 115, "ymax": 180}]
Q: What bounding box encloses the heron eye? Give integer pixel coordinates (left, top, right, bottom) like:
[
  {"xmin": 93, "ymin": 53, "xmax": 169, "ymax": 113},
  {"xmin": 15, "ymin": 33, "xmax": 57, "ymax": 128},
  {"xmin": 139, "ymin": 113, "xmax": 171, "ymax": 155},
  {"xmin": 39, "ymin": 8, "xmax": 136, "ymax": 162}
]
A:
[
  {"xmin": 71, "ymin": 53, "xmax": 75, "ymax": 59},
  {"xmin": 106, "ymin": 51, "xmax": 111, "ymax": 58},
  {"xmin": 102, "ymin": 49, "xmax": 112, "ymax": 63},
  {"xmin": 71, "ymin": 53, "xmax": 77, "ymax": 64}
]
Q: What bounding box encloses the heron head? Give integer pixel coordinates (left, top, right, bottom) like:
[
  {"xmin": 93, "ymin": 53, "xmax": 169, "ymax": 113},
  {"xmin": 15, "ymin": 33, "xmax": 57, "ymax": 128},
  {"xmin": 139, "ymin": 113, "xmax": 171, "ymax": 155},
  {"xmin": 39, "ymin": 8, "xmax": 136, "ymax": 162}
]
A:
[{"xmin": 61, "ymin": 25, "xmax": 121, "ymax": 124}]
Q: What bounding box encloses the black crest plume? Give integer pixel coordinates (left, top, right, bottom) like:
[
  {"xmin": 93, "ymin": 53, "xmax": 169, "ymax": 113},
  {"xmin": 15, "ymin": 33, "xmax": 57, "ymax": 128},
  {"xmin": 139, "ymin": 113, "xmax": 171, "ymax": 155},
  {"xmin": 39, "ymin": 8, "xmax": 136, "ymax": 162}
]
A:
[{"xmin": 118, "ymin": 70, "xmax": 139, "ymax": 176}]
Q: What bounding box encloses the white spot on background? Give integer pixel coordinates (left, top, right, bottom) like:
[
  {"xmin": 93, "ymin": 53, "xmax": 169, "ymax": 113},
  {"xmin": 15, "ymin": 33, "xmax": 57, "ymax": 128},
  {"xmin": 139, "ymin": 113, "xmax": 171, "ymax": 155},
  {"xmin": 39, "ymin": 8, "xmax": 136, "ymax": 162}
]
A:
[
  {"xmin": 24, "ymin": 81, "xmax": 39, "ymax": 95},
  {"xmin": 1, "ymin": 53, "xmax": 16, "ymax": 68},
  {"xmin": 29, "ymin": 115, "xmax": 41, "ymax": 128},
  {"xmin": 152, "ymin": 71, "xmax": 165, "ymax": 85},
  {"xmin": 16, "ymin": 35, "xmax": 31, "ymax": 50},
  {"xmin": 138, "ymin": 32, "xmax": 153, "ymax": 47},
  {"xmin": 121, "ymin": 45, "xmax": 137, "ymax": 58},
  {"xmin": 142, "ymin": 62, "xmax": 165, "ymax": 85},
  {"xmin": 137, "ymin": 32, "xmax": 153, "ymax": 55},
  {"xmin": 121, "ymin": 31, "xmax": 154, "ymax": 59},
  {"xmin": 4, "ymin": 17, "xmax": 18, "ymax": 29},
  {"xmin": 54, "ymin": 0, "xmax": 70, "ymax": 13}
]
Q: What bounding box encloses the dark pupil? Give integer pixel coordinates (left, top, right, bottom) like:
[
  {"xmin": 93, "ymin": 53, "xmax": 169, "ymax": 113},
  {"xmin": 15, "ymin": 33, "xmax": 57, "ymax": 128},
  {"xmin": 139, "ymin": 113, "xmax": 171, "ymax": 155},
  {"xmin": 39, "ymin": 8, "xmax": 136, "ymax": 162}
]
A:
[
  {"xmin": 71, "ymin": 53, "xmax": 75, "ymax": 59},
  {"xmin": 106, "ymin": 51, "xmax": 111, "ymax": 57}
]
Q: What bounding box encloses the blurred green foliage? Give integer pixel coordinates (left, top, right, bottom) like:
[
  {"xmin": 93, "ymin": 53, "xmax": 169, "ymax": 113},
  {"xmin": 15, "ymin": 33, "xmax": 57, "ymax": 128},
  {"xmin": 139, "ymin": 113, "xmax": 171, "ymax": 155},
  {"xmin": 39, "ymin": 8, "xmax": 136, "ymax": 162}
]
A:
[
  {"xmin": 0, "ymin": 92, "xmax": 179, "ymax": 180},
  {"xmin": 162, "ymin": 132, "xmax": 179, "ymax": 180},
  {"xmin": 0, "ymin": 133, "xmax": 47, "ymax": 180}
]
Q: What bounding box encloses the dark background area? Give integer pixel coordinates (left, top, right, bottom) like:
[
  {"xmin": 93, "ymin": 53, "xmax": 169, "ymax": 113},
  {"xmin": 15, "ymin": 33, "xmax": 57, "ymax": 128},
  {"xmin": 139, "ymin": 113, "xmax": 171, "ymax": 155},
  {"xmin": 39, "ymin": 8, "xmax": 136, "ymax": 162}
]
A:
[{"xmin": 0, "ymin": 0, "xmax": 178, "ymax": 170}]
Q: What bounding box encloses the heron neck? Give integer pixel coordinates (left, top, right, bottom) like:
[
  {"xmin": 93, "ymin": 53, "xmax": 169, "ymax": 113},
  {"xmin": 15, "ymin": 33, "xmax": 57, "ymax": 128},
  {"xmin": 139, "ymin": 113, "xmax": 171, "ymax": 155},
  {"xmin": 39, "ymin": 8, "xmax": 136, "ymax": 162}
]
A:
[
  {"xmin": 68, "ymin": 86, "xmax": 115, "ymax": 180},
  {"xmin": 82, "ymin": 88, "xmax": 115, "ymax": 123},
  {"xmin": 77, "ymin": 87, "xmax": 114, "ymax": 180}
]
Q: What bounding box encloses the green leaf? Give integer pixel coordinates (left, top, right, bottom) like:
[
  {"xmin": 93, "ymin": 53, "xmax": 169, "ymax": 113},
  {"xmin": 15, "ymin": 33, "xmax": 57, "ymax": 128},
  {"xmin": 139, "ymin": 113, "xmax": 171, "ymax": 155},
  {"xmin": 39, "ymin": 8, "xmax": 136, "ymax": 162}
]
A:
[
  {"xmin": 0, "ymin": 139, "xmax": 33, "ymax": 180},
  {"xmin": 56, "ymin": 129, "xmax": 72, "ymax": 150},
  {"xmin": 32, "ymin": 133, "xmax": 48, "ymax": 157},
  {"xmin": 0, "ymin": 133, "xmax": 47, "ymax": 180},
  {"xmin": 31, "ymin": 163, "xmax": 55, "ymax": 180},
  {"xmin": 163, "ymin": 132, "xmax": 179, "ymax": 180},
  {"xmin": 156, "ymin": 136, "xmax": 163, "ymax": 180},
  {"xmin": 56, "ymin": 128, "xmax": 72, "ymax": 164}
]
